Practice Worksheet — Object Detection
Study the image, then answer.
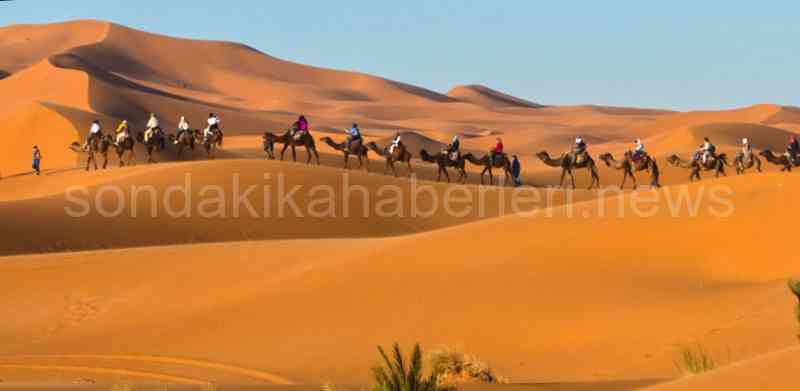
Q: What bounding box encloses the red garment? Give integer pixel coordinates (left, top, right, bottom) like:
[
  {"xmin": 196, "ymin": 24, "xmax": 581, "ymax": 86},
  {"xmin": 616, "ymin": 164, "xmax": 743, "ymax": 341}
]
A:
[{"xmin": 493, "ymin": 142, "xmax": 504, "ymax": 154}]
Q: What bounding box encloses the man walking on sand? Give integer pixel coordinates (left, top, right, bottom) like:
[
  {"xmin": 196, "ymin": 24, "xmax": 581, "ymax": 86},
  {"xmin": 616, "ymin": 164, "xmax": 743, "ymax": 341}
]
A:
[{"xmin": 32, "ymin": 145, "xmax": 42, "ymax": 176}]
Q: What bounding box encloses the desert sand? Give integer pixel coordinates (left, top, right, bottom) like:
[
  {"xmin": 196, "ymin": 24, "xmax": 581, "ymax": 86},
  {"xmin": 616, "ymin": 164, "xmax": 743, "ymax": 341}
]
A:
[{"xmin": 0, "ymin": 20, "xmax": 798, "ymax": 390}]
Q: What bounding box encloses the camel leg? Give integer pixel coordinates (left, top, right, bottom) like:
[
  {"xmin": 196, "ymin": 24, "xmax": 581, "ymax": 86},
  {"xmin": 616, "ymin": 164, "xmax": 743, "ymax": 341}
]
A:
[
  {"xmin": 343, "ymin": 153, "xmax": 349, "ymax": 169},
  {"xmin": 102, "ymin": 155, "xmax": 108, "ymax": 170},
  {"xmin": 569, "ymin": 169, "xmax": 576, "ymax": 189},
  {"xmin": 291, "ymin": 145, "xmax": 297, "ymax": 162},
  {"xmin": 559, "ymin": 169, "xmax": 567, "ymax": 188},
  {"xmin": 407, "ymin": 159, "xmax": 413, "ymax": 177},
  {"xmin": 280, "ymin": 144, "xmax": 289, "ymax": 160},
  {"xmin": 443, "ymin": 167, "xmax": 451, "ymax": 183},
  {"xmin": 756, "ymin": 158, "xmax": 762, "ymax": 172},
  {"xmin": 305, "ymin": 147, "xmax": 312, "ymax": 165}
]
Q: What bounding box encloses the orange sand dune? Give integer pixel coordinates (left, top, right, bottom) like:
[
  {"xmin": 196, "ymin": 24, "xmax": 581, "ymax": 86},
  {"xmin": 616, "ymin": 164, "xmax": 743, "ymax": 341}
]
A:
[
  {"xmin": 643, "ymin": 347, "xmax": 800, "ymax": 391},
  {"xmin": 0, "ymin": 173, "xmax": 797, "ymax": 386},
  {"xmin": 447, "ymin": 85, "xmax": 544, "ymax": 109}
]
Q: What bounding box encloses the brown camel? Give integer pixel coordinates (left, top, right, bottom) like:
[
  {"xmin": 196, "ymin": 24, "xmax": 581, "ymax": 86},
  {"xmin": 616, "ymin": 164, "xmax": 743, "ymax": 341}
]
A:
[
  {"xmin": 366, "ymin": 141, "xmax": 413, "ymax": 177},
  {"xmin": 135, "ymin": 127, "xmax": 165, "ymax": 164},
  {"xmin": 598, "ymin": 152, "xmax": 661, "ymax": 188},
  {"xmin": 320, "ymin": 136, "xmax": 370, "ymax": 171},
  {"xmin": 197, "ymin": 129, "xmax": 222, "ymax": 159},
  {"xmin": 666, "ymin": 153, "xmax": 727, "ymax": 181},
  {"xmin": 168, "ymin": 129, "xmax": 196, "ymax": 160},
  {"xmin": 733, "ymin": 151, "xmax": 762, "ymax": 174},
  {"xmin": 419, "ymin": 149, "xmax": 467, "ymax": 183},
  {"xmin": 759, "ymin": 149, "xmax": 800, "ymax": 172},
  {"xmin": 72, "ymin": 134, "xmax": 113, "ymax": 171},
  {"xmin": 536, "ymin": 151, "xmax": 600, "ymax": 189},
  {"xmin": 464, "ymin": 152, "xmax": 513, "ymax": 186},
  {"xmin": 263, "ymin": 130, "xmax": 320, "ymax": 164}
]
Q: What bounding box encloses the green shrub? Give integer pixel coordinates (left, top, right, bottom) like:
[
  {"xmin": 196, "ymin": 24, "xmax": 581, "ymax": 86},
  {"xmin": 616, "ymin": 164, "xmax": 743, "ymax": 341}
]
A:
[
  {"xmin": 371, "ymin": 343, "xmax": 444, "ymax": 391},
  {"xmin": 426, "ymin": 348, "xmax": 504, "ymax": 386},
  {"xmin": 674, "ymin": 345, "xmax": 715, "ymax": 375},
  {"xmin": 790, "ymin": 279, "xmax": 800, "ymax": 340}
]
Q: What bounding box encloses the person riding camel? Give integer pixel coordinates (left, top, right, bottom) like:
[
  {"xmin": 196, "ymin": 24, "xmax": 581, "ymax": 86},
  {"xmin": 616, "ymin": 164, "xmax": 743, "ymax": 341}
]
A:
[
  {"xmin": 144, "ymin": 113, "xmax": 160, "ymax": 143},
  {"xmin": 203, "ymin": 113, "xmax": 219, "ymax": 143},
  {"xmin": 490, "ymin": 137, "xmax": 504, "ymax": 164},
  {"xmin": 574, "ymin": 136, "xmax": 587, "ymax": 163},
  {"xmin": 787, "ymin": 136, "xmax": 800, "ymax": 165},
  {"xmin": 174, "ymin": 116, "xmax": 191, "ymax": 144},
  {"xmin": 114, "ymin": 120, "xmax": 130, "ymax": 146},
  {"xmin": 741, "ymin": 138, "xmax": 752, "ymax": 159},
  {"xmin": 701, "ymin": 137, "xmax": 716, "ymax": 164},
  {"xmin": 292, "ymin": 115, "xmax": 309, "ymax": 139},
  {"xmin": 445, "ymin": 135, "xmax": 461, "ymax": 160},
  {"xmin": 389, "ymin": 132, "xmax": 403, "ymax": 154},
  {"xmin": 85, "ymin": 119, "xmax": 103, "ymax": 149},
  {"xmin": 632, "ymin": 139, "xmax": 645, "ymax": 162},
  {"xmin": 346, "ymin": 123, "xmax": 361, "ymax": 149}
]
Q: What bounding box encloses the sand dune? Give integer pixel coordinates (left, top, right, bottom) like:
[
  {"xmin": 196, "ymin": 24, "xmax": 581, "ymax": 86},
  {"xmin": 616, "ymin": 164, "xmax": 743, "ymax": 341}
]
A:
[
  {"xmin": 2, "ymin": 18, "xmax": 800, "ymax": 390},
  {"xmin": 0, "ymin": 173, "xmax": 797, "ymax": 385},
  {"xmin": 643, "ymin": 347, "xmax": 800, "ymax": 391},
  {"xmin": 447, "ymin": 85, "xmax": 544, "ymax": 109}
]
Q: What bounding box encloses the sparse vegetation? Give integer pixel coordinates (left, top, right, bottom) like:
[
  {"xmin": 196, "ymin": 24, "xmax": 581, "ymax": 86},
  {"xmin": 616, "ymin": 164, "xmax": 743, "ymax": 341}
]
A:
[
  {"xmin": 790, "ymin": 279, "xmax": 800, "ymax": 341},
  {"xmin": 371, "ymin": 343, "xmax": 444, "ymax": 391},
  {"xmin": 109, "ymin": 384, "xmax": 134, "ymax": 391},
  {"xmin": 674, "ymin": 345, "xmax": 715, "ymax": 375},
  {"xmin": 426, "ymin": 348, "xmax": 506, "ymax": 387}
]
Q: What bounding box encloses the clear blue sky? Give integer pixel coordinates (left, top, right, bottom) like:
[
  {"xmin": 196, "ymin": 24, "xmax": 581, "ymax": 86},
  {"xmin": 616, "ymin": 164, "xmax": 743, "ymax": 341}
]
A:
[{"xmin": 2, "ymin": 1, "xmax": 799, "ymax": 110}]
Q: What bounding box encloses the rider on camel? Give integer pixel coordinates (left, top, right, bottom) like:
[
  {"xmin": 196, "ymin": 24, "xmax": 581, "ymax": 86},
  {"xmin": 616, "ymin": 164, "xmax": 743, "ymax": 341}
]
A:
[
  {"xmin": 788, "ymin": 136, "xmax": 800, "ymax": 165},
  {"xmin": 346, "ymin": 123, "xmax": 361, "ymax": 149},
  {"xmin": 632, "ymin": 139, "xmax": 645, "ymax": 162},
  {"xmin": 292, "ymin": 115, "xmax": 309, "ymax": 139},
  {"xmin": 446, "ymin": 135, "xmax": 460, "ymax": 160},
  {"xmin": 389, "ymin": 132, "xmax": 403, "ymax": 154},
  {"xmin": 174, "ymin": 116, "xmax": 191, "ymax": 144},
  {"xmin": 114, "ymin": 120, "xmax": 130, "ymax": 146},
  {"xmin": 491, "ymin": 137, "xmax": 504, "ymax": 163}
]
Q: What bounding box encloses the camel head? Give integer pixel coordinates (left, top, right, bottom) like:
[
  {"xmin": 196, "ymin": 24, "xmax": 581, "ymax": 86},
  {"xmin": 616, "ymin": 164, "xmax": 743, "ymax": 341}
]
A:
[
  {"xmin": 758, "ymin": 149, "xmax": 773, "ymax": 158},
  {"xmin": 135, "ymin": 131, "xmax": 145, "ymax": 143},
  {"xmin": 535, "ymin": 151, "xmax": 550, "ymax": 161},
  {"xmin": 665, "ymin": 154, "xmax": 682, "ymax": 166},
  {"xmin": 598, "ymin": 153, "xmax": 614, "ymax": 166},
  {"xmin": 69, "ymin": 142, "xmax": 85, "ymax": 153}
]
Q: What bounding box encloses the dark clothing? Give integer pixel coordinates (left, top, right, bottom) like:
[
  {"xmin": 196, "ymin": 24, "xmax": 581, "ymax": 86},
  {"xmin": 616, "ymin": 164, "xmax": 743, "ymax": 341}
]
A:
[
  {"xmin": 788, "ymin": 141, "xmax": 800, "ymax": 158},
  {"xmin": 448, "ymin": 139, "xmax": 460, "ymax": 153},
  {"xmin": 511, "ymin": 159, "xmax": 520, "ymax": 177}
]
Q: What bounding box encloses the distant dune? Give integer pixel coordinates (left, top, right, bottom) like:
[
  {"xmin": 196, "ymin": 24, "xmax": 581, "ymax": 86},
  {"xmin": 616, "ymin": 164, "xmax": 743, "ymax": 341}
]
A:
[{"xmin": 447, "ymin": 84, "xmax": 544, "ymax": 109}]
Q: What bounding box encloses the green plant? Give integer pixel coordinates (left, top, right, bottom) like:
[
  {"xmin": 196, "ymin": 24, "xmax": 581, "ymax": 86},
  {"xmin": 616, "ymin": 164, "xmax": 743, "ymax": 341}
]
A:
[
  {"xmin": 426, "ymin": 348, "xmax": 504, "ymax": 387},
  {"xmin": 674, "ymin": 345, "xmax": 715, "ymax": 375},
  {"xmin": 789, "ymin": 279, "xmax": 800, "ymax": 340},
  {"xmin": 371, "ymin": 343, "xmax": 443, "ymax": 391}
]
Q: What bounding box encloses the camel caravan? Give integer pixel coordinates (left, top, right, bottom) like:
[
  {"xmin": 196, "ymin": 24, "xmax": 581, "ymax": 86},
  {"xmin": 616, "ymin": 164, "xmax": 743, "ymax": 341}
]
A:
[{"xmin": 72, "ymin": 113, "xmax": 800, "ymax": 188}]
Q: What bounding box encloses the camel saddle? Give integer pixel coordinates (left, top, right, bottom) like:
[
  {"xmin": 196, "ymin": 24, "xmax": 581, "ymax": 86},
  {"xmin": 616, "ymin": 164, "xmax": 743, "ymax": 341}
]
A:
[{"xmin": 573, "ymin": 151, "xmax": 587, "ymax": 164}]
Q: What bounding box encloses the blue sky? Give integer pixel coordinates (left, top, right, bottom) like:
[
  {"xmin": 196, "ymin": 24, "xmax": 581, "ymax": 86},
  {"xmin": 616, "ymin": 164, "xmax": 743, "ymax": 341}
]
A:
[{"xmin": 2, "ymin": 1, "xmax": 799, "ymax": 110}]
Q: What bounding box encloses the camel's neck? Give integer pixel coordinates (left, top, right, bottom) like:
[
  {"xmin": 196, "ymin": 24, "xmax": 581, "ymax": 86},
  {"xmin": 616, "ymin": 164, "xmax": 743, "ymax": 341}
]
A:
[
  {"xmin": 540, "ymin": 154, "xmax": 563, "ymax": 167},
  {"xmin": 324, "ymin": 139, "xmax": 345, "ymax": 151},
  {"xmin": 367, "ymin": 144, "xmax": 386, "ymax": 156}
]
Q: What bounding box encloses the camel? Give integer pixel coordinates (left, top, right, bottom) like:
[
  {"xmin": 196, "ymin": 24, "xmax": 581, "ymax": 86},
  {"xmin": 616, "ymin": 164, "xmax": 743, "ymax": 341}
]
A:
[
  {"xmin": 598, "ymin": 152, "xmax": 660, "ymax": 188},
  {"xmin": 759, "ymin": 149, "xmax": 800, "ymax": 172},
  {"xmin": 419, "ymin": 149, "xmax": 467, "ymax": 183},
  {"xmin": 113, "ymin": 134, "xmax": 137, "ymax": 167},
  {"xmin": 733, "ymin": 150, "xmax": 762, "ymax": 174},
  {"xmin": 366, "ymin": 141, "xmax": 413, "ymax": 177},
  {"xmin": 320, "ymin": 136, "xmax": 370, "ymax": 171},
  {"xmin": 72, "ymin": 135, "xmax": 113, "ymax": 170},
  {"xmin": 136, "ymin": 127, "xmax": 164, "ymax": 164},
  {"xmin": 536, "ymin": 151, "xmax": 600, "ymax": 189},
  {"xmin": 168, "ymin": 129, "xmax": 196, "ymax": 160},
  {"xmin": 197, "ymin": 129, "xmax": 223, "ymax": 159},
  {"xmin": 464, "ymin": 152, "xmax": 513, "ymax": 186},
  {"xmin": 263, "ymin": 130, "xmax": 320, "ymax": 165},
  {"xmin": 665, "ymin": 153, "xmax": 727, "ymax": 181}
]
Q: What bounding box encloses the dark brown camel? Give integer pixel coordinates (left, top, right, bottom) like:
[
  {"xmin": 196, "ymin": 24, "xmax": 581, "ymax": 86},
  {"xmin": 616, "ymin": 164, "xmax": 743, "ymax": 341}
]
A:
[
  {"xmin": 419, "ymin": 149, "xmax": 467, "ymax": 183},
  {"xmin": 263, "ymin": 130, "xmax": 320, "ymax": 165},
  {"xmin": 110, "ymin": 134, "xmax": 136, "ymax": 167},
  {"xmin": 464, "ymin": 152, "xmax": 513, "ymax": 186},
  {"xmin": 666, "ymin": 153, "xmax": 727, "ymax": 181},
  {"xmin": 598, "ymin": 152, "xmax": 661, "ymax": 188},
  {"xmin": 759, "ymin": 149, "xmax": 800, "ymax": 172},
  {"xmin": 197, "ymin": 129, "xmax": 222, "ymax": 159},
  {"xmin": 733, "ymin": 150, "xmax": 762, "ymax": 174},
  {"xmin": 536, "ymin": 151, "xmax": 600, "ymax": 189},
  {"xmin": 72, "ymin": 134, "xmax": 113, "ymax": 171},
  {"xmin": 168, "ymin": 129, "xmax": 196, "ymax": 160},
  {"xmin": 365, "ymin": 141, "xmax": 413, "ymax": 177},
  {"xmin": 135, "ymin": 127, "xmax": 164, "ymax": 164},
  {"xmin": 320, "ymin": 136, "xmax": 370, "ymax": 171}
]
